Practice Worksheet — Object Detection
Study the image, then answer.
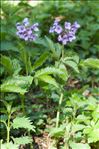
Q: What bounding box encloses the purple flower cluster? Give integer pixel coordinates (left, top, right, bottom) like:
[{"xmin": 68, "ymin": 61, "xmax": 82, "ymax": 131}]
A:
[
  {"xmin": 49, "ymin": 20, "xmax": 80, "ymax": 45},
  {"xmin": 16, "ymin": 18, "xmax": 39, "ymax": 41}
]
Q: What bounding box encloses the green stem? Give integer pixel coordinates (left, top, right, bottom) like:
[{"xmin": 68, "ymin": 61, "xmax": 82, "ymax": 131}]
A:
[
  {"xmin": 64, "ymin": 142, "xmax": 69, "ymax": 149},
  {"xmin": 26, "ymin": 63, "xmax": 28, "ymax": 76},
  {"xmin": 20, "ymin": 94, "xmax": 25, "ymax": 115},
  {"xmin": 7, "ymin": 114, "xmax": 11, "ymax": 148},
  {"xmin": 62, "ymin": 45, "xmax": 64, "ymax": 58},
  {"xmin": 56, "ymin": 93, "xmax": 63, "ymax": 128}
]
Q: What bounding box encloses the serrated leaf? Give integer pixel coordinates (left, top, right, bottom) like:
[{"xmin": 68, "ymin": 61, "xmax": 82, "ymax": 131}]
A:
[
  {"xmin": 35, "ymin": 67, "xmax": 68, "ymax": 81},
  {"xmin": 64, "ymin": 60, "xmax": 79, "ymax": 73},
  {"xmin": 49, "ymin": 126, "xmax": 65, "ymax": 138},
  {"xmin": 84, "ymin": 120, "xmax": 99, "ymax": 143},
  {"xmin": 0, "ymin": 54, "xmax": 13, "ymax": 75},
  {"xmin": 12, "ymin": 116, "xmax": 35, "ymax": 131},
  {"xmin": 32, "ymin": 52, "xmax": 48, "ymax": 70},
  {"xmin": 38, "ymin": 75, "xmax": 59, "ymax": 88},
  {"xmin": 72, "ymin": 124, "xmax": 86, "ymax": 132},
  {"xmin": 0, "ymin": 55, "xmax": 21, "ymax": 76},
  {"xmin": 45, "ymin": 36, "xmax": 55, "ymax": 53},
  {"xmin": 1, "ymin": 41, "xmax": 18, "ymax": 52},
  {"xmin": 12, "ymin": 59, "xmax": 21, "ymax": 76},
  {"xmin": 0, "ymin": 76, "xmax": 33, "ymax": 95},
  {"xmin": 13, "ymin": 136, "xmax": 32, "ymax": 145},
  {"xmin": 0, "ymin": 115, "xmax": 8, "ymax": 123},
  {"xmin": 70, "ymin": 142, "xmax": 91, "ymax": 149},
  {"xmin": 83, "ymin": 58, "xmax": 99, "ymax": 69},
  {"xmin": 0, "ymin": 141, "xmax": 19, "ymax": 149},
  {"xmin": 64, "ymin": 55, "xmax": 79, "ymax": 64}
]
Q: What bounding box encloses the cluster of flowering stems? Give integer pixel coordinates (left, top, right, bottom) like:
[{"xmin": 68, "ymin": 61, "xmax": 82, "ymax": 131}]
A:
[
  {"xmin": 16, "ymin": 18, "xmax": 80, "ymax": 45},
  {"xmin": 16, "ymin": 18, "xmax": 80, "ymax": 129}
]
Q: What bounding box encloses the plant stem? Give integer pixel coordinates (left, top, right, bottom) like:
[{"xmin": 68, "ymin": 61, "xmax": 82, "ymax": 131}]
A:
[
  {"xmin": 64, "ymin": 142, "xmax": 69, "ymax": 149},
  {"xmin": 20, "ymin": 94, "xmax": 25, "ymax": 115},
  {"xmin": 26, "ymin": 63, "xmax": 28, "ymax": 76},
  {"xmin": 62, "ymin": 45, "xmax": 64, "ymax": 58},
  {"xmin": 56, "ymin": 93, "xmax": 63, "ymax": 128},
  {"xmin": 7, "ymin": 114, "xmax": 11, "ymax": 148}
]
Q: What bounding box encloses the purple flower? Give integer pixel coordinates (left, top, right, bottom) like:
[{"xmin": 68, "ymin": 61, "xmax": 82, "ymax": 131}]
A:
[
  {"xmin": 49, "ymin": 20, "xmax": 80, "ymax": 45},
  {"xmin": 23, "ymin": 18, "xmax": 29, "ymax": 26},
  {"xmin": 54, "ymin": 25, "xmax": 63, "ymax": 34},
  {"xmin": 31, "ymin": 23, "xmax": 39, "ymax": 31},
  {"xmin": 16, "ymin": 18, "xmax": 39, "ymax": 42},
  {"xmin": 58, "ymin": 35, "xmax": 63, "ymax": 41},
  {"xmin": 49, "ymin": 27, "xmax": 55, "ymax": 33},
  {"xmin": 49, "ymin": 19, "xmax": 62, "ymax": 34},
  {"xmin": 73, "ymin": 21, "xmax": 80, "ymax": 29},
  {"xmin": 64, "ymin": 22, "xmax": 71, "ymax": 30}
]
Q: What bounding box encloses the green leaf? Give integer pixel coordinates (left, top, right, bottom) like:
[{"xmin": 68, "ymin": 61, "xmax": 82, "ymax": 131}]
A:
[
  {"xmin": 19, "ymin": 47, "xmax": 32, "ymax": 74},
  {"xmin": 45, "ymin": 36, "xmax": 55, "ymax": 53},
  {"xmin": 83, "ymin": 58, "xmax": 99, "ymax": 69},
  {"xmin": 12, "ymin": 59, "xmax": 21, "ymax": 76},
  {"xmin": 49, "ymin": 126, "xmax": 65, "ymax": 138},
  {"xmin": 70, "ymin": 142, "xmax": 91, "ymax": 149},
  {"xmin": 12, "ymin": 116, "xmax": 35, "ymax": 131},
  {"xmin": 0, "ymin": 141, "xmax": 19, "ymax": 149},
  {"xmin": 92, "ymin": 105, "xmax": 99, "ymax": 121},
  {"xmin": 62, "ymin": 55, "xmax": 79, "ymax": 72},
  {"xmin": 0, "ymin": 76, "xmax": 33, "ymax": 95},
  {"xmin": 0, "ymin": 115, "xmax": 7, "ymax": 124},
  {"xmin": 84, "ymin": 120, "xmax": 99, "ymax": 143},
  {"xmin": 32, "ymin": 52, "xmax": 48, "ymax": 70},
  {"xmin": 0, "ymin": 55, "xmax": 21, "ymax": 75},
  {"xmin": 38, "ymin": 75, "xmax": 59, "ymax": 88},
  {"xmin": 72, "ymin": 124, "xmax": 86, "ymax": 132},
  {"xmin": 63, "ymin": 60, "xmax": 79, "ymax": 73},
  {"xmin": 0, "ymin": 55, "xmax": 13, "ymax": 75},
  {"xmin": 76, "ymin": 115, "xmax": 90, "ymax": 124},
  {"xmin": 64, "ymin": 55, "xmax": 79, "ymax": 64},
  {"xmin": 13, "ymin": 136, "xmax": 32, "ymax": 145},
  {"xmin": 35, "ymin": 67, "xmax": 68, "ymax": 81},
  {"xmin": 1, "ymin": 41, "xmax": 18, "ymax": 52}
]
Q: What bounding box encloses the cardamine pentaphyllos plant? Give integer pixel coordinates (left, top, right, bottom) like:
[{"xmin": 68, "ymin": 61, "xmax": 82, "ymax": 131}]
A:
[{"xmin": 49, "ymin": 19, "xmax": 80, "ymax": 128}]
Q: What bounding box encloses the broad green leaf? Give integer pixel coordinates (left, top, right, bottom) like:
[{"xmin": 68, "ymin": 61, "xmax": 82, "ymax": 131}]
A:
[
  {"xmin": 0, "ymin": 54, "xmax": 13, "ymax": 75},
  {"xmin": 55, "ymin": 43, "xmax": 62, "ymax": 59},
  {"xmin": 0, "ymin": 115, "xmax": 8, "ymax": 124},
  {"xmin": 83, "ymin": 58, "xmax": 99, "ymax": 69},
  {"xmin": 0, "ymin": 76, "xmax": 33, "ymax": 95},
  {"xmin": 45, "ymin": 36, "xmax": 55, "ymax": 53},
  {"xmin": 12, "ymin": 59, "xmax": 21, "ymax": 76},
  {"xmin": 84, "ymin": 120, "xmax": 99, "ymax": 143},
  {"xmin": 76, "ymin": 115, "xmax": 90, "ymax": 124},
  {"xmin": 32, "ymin": 52, "xmax": 48, "ymax": 70},
  {"xmin": 13, "ymin": 136, "xmax": 32, "ymax": 145},
  {"xmin": 72, "ymin": 124, "xmax": 86, "ymax": 132},
  {"xmin": 63, "ymin": 60, "xmax": 79, "ymax": 73},
  {"xmin": 70, "ymin": 142, "xmax": 91, "ymax": 149},
  {"xmin": 0, "ymin": 55, "xmax": 21, "ymax": 76},
  {"xmin": 1, "ymin": 41, "xmax": 18, "ymax": 52},
  {"xmin": 35, "ymin": 67, "xmax": 68, "ymax": 81},
  {"xmin": 64, "ymin": 55, "xmax": 79, "ymax": 64},
  {"xmin": 49, "ymin": 126, "xmax": 65, "ymax": 138},
  {"xmin": 38, "ymin": 75, "xmax": 59, "ymax": 88},
  {"xmin": 92, "ymin": 105, "xmax": 99, "ymax": 121},
  {"xmin": 0, "ymin": 141, "xmax": 19, "ymax": 149},
  {"xmin": 19, "ymin": 47, "xmax": 32, "ymax": 74},
  {"xmin": 12, "ymin": 116, "xmax": 35, "ymax": 131}
]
